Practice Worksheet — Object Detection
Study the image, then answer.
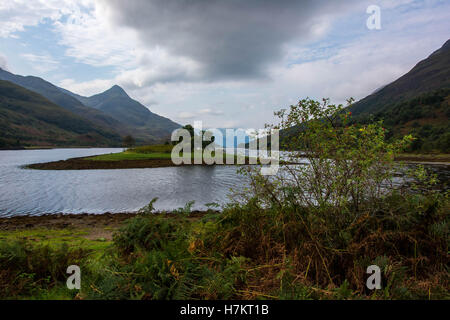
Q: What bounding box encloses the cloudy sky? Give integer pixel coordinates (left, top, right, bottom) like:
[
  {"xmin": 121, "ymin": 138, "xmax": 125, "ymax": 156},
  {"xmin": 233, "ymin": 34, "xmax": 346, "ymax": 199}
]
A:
[{"xmin": 0, "ymin": 0, "xmax": 449, "ymax": 129}]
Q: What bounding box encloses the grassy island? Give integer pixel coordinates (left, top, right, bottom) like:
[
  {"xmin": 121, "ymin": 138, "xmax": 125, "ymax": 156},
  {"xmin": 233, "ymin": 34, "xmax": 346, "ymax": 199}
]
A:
[{"xmin": 26, "ymin": 144, "xmax": 260, "ymax": 170}]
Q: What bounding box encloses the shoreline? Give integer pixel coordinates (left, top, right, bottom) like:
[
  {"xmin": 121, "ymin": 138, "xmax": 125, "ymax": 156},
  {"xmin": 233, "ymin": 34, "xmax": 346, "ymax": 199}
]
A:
[
  {"xmin": 25, "ymin": 157, "xmax": 256, "ymax": 170},
  {"xmin": 26, "ymin": 156, "xmax": 186, "ymax": 170},
  {"xmin": 0, "ymin": 211, "xmax": 210, "ymax": 241}
]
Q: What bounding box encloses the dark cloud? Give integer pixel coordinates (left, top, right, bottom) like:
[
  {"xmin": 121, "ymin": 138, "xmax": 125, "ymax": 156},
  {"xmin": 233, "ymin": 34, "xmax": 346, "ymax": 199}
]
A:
[{"xmin": 104, "ymin": 0, "xmax": 357, "ymax": 80}]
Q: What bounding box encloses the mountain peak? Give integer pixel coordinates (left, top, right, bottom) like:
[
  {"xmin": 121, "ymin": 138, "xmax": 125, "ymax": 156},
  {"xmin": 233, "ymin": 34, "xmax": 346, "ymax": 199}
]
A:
[
  {"xmin": 429, "ymin": 39, "xmax": 450, "ymax": 58},
  {"xmin": 441, "ymin": 39, "xmax": 450, "ymax": 50},
  {"xmin": 103, "ymin": 85, "xmax": 129, "ymax": 98}
]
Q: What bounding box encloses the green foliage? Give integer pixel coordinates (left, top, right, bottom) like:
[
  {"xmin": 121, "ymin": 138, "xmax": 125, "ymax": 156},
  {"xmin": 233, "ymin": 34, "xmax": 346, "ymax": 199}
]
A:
[
  {"xmin": 3, "ymin": 190, "xmax": 447, "ymax": 300},
  {"xmin": 0, "ymin": 240, "xmax": 89, "ymax": 298},
  {"xmin": 173, "ymin": 201, "xmax": 196, "ymax": 215},
  {"xmin": 138, "ymin": 197, "xmax": 159, "ymax": 215},
  {"xmin": 113, "ymin": 215, "xmax": 181, "ymax": 254},
  {"xmin": 122, "ymin": 135, "xmax": 136, "ymax": 148},
  {"xmin": 333, "ymin": 280, "xmax": 355, "ymax": 300},
  {"xmin": 357, "ymin": 88, "xmax": 450, "ymax": 153},
  {"xmin": 172, "ymin": 124, "xmax": 216, "ymax": 151},
  {"xmin": 262, "ymin": 98, "xmax": 413, "ymax": 212},
  {"xmin": 81, "ymin": 210, "xmax": 251, "ymax": 300}
]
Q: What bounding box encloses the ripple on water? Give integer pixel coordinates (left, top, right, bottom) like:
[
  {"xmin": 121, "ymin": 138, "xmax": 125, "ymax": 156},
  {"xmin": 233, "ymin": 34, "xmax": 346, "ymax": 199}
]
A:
[
  {"xmin": 0, "ymin": 149, "xmax": 448, "ymax": 217},
  {"xmin": 0, "ymin": 149, "xmax": 249, "ymax": 217}
]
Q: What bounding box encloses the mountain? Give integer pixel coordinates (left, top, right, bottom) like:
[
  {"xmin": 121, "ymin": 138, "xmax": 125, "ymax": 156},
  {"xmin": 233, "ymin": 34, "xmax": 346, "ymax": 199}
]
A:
[
  {"xmin": 0, "ymin": 80, "xmax": 121, "ymax": 148},
  {"xmin": 278, "ymin": 40, "xmax": 450, "ymax": 153},
  {"xmin": 0, "ymin": 68, "xmax": 126, "ymax": 138},
  {"xmin": 350, "ymin": 39, "xmax": 450, "ymax": 153},
  {"xmin": 63, "ymin": 85, "xmax": 181, "ymax": 142},
  {"xmin": 0, "ymin": 67, "xmax": 181, "ymax": 144},
  {"xmin": 350, "ymin": 39, "xmax": 450, "ymax": 116}
]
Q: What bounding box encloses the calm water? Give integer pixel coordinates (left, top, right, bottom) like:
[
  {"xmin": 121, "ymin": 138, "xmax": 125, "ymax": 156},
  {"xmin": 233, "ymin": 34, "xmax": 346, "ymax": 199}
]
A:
[
  {"xmin": 0, "ymin": 149, "xmax": 448, "ymax": 218},
  {"xmin": 0, "ymin": 148, "xmax": 247, "ymax": 217}
]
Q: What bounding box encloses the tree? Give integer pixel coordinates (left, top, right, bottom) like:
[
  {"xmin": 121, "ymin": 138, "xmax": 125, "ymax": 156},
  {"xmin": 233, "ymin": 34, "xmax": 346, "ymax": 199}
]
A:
[
  {"xmin": 172, "ymin": 124, "xmax": 215, "ymax": 151},
  {"xmin": 122, "ymin": 135, "xmax": 136, "ymax": 148},
  {"xmin": 238, "ymin": 98, "xmax": 414, "ymax": 213}
]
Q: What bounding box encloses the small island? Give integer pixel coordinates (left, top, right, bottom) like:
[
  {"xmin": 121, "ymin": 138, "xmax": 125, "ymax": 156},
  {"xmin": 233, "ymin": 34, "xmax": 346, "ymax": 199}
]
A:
[
  {"xmin": 26, "ymin": 143, "xmax": 450, "ymax": 170},
  {"xmin": 26, "ymin": 143, "xmax": 262, "ymax": 170}
]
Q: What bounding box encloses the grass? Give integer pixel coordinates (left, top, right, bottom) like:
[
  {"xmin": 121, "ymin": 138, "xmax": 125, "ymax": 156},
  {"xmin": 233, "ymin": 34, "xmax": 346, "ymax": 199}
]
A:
[
  {"xmin": 130, "ymin": 144, "xmax": 173, "ymax": 153},
  {"xmin": 0, "ymin": 228, "xmax": 112, "ymax": 252},
  {"xmin": 87, "ymin": 144, "xmax": 176, "ymax": 160},
  {"xmin": 87, "ymin": 151, "xmax": 173, "ymax": 161}
]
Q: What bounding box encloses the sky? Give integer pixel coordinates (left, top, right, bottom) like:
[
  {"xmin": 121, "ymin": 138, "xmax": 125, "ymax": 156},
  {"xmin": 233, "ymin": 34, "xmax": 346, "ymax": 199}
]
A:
[{"xmin": 0, "ymin": 0, "xmax": 449, "ymax": 129}]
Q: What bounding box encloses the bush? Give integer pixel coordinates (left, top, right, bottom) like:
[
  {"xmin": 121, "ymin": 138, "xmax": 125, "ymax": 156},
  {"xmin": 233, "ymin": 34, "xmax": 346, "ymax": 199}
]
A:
[
  {"xmin": 0, "ymin": 241, "xmax": 89, "ymax": 298},
  {"xmin": 84, "ymin": 213, "xmax": 249, "ymax": 300}
]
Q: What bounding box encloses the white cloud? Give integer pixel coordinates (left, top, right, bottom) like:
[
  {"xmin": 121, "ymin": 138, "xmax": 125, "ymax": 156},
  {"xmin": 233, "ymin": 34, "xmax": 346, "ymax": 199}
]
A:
[
  {"xmin": 198, "ymin": 108, "xmax": 224, "ymax": 116},
  {"xmin": 21, "ymin": 53, "xmax": 59, "ymax": 73},
  {"xmin": 52, "ymin": 1, "xmax": 138, "ymax": 68},
  {"xmin": 0, "ymin": 54, "xmax": 8, "ymax": 70},
  {"xmin": 177, "ymin": 112, "xmax": 196, "ymax": 120},
  {"xmin": 175, "ymin": 107, "xmax": 225, "ymax": 123},
  {"xmin": 0, "ymin": 0, "xmax": 77, "ymax": 38}
]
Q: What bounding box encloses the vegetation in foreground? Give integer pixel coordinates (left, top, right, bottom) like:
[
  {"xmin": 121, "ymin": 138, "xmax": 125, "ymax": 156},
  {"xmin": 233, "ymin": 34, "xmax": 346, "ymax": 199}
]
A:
[
  {"xmin": 2, "ymin": 98, "xmax": 448, "ymax": 300},
  {"xmin": 0, "ymin": 192, "xmax": 448, "ymax": 300}
]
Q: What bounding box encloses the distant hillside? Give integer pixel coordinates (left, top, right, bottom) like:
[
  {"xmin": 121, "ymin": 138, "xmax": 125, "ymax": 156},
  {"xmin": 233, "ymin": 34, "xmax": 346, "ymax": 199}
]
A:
[
  {"xmin": 0, "ymin": 68, "xmax": 126, "ymax": 139},
  {"xmin": 277, "ymin": 40, "xmax": 450, "ymax": 154},
  {"xmin": 350, "ymin": 39, "xmax": 450, "ymax": 153},
  {"xmin": 0, "ymin": 80, "xmax": 121, "ymax": 148},
  {"xmin": 357, "ymin": 88, "xmax": 449, "ymax": 153},
  {"xmin": 350, "ymin": 39, "xmax": 450, "ymax": 116},
  {"xmin": 61, "ymin": 85, "xmax": 181, "ymax": 142}
]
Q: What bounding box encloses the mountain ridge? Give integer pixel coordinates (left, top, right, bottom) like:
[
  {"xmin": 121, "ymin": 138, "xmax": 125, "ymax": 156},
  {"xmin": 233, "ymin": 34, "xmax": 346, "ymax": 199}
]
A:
[
  {"xmin": 0, "ymin": 80, "xmax": 121, "ymax": 148},
  {"xmin": 349, "ymin": 39, "xmax": 450, "ymax": 152},
  {"xmin": 350, "ymin": 39, "xmax": 450, "ymax": 116},
  {"xmin": 62, "ymin": 84, "xmax": 181, "ymax": 141},
  {"xmin": 0, "ymin": 68, "xmax": 181, "ymax": 144},
  {"xmin": 0, "ymin": 67, "xmax": 129, "ymax": 143}
]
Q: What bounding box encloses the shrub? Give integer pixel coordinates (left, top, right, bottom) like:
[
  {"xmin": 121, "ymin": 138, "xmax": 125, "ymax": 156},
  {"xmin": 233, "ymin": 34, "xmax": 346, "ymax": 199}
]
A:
[{"xmin": 0, "ymin": 241, "xmax": 88, "ymax": 298}]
